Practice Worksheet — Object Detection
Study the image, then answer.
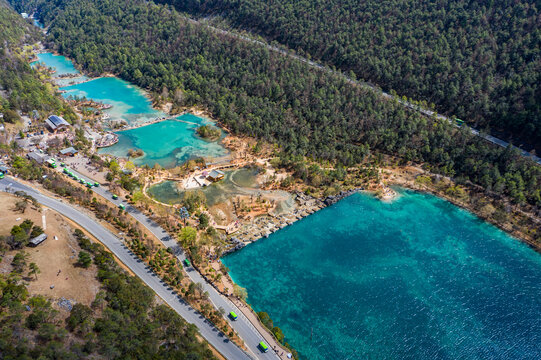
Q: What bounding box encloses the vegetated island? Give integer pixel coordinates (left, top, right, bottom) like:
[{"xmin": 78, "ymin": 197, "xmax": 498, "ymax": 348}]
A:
[
  {"xmin": 127, "ymin": 148, "xmax": 144, "ymax": 158},
  {"xmin": 196, "ymin": 124, "xmax": 221, "ymax": 141}
]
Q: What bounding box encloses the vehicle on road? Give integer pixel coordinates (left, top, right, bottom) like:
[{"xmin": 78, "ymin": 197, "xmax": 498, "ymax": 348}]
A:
[
  {"xmin": 79, "ymin": 178, "xmax": 85, "ymax": 184},
  {"xmin": 46, "ymin": 158, "xmax": 57, "ymax": 168},
  {"xmin": 229, "ymin": 311, "xmax": 238, "ymax": 321},
  {"xmin": 94, "ymin": 182, "xmax": 99, "ymax": 187},
  {"xmin": 0, "ymin": 173, "xmax": 4, "ymax": 179},
  {"xmin": 86, "ymin": 182, "xmax": 93, "ymax": 188},
  {"xmin": 112, "ymin": 194, "xmax": 118, "ymax": 200},
  {"xmin": 258, "ymin": 341, "xmax": 269, "ymax": 353},
  {"xmin": 118, "ymin": 204, "xmax": 125, "ymax": 210},
  {"xmin": 184, "ymin": 259, "xmax": 191, "ymax": 267}
]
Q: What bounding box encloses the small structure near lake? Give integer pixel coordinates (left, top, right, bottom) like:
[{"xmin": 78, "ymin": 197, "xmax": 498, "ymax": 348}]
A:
[
  {"xmin": 27, "ymin": 151, "xmax": 48, "ymax": 164},
  {"xmin": 208, "ymin": 169, "xmax": 225, "ymax": 182},
  {"xmin": 59, "ymin": 146, "xmax": 78, "ymax": 156},
  {"xmin": 45, "ymin": 115, "xmax": 71, "ymax": 132}
]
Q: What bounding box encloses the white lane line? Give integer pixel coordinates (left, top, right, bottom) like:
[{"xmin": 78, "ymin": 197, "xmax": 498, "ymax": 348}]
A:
[{"xmin": 42, "ymin": 208, "xmax": 47, "ymax": 230}]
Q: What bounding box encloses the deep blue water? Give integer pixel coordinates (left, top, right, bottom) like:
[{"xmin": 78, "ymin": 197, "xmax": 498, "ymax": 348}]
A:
[{"xmin": 223, "ymin": 190, "xmax": 541, "ymax": 360}]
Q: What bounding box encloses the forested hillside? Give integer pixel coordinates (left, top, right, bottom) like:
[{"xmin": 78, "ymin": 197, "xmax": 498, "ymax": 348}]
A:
[
  {"xmin": 155, "ymin": 0, "xmax": 541, "ymax": 152},
  {"xmin": 0, "ymin": 0, "xmax": 74, "ymax": 122},
  {"xmin": 18, "ymin": 0, "xmax": 541, "ymax": 207}
]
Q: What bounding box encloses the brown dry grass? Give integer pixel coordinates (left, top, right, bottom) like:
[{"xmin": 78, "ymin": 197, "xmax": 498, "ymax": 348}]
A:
[{"xmin": 0, "ymin": 192, "xmax": 101, "ymax": 307}]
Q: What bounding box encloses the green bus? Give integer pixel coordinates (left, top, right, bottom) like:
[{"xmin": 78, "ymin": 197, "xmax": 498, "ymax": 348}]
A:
[
  {"xmin": 46, "ymin": 158, "xmax": 57, "ymax": 168},
  {"xmin": 79, "ymin": 178, "xmax": 85, "ymax": 184},
  {"xmin": 455, "ymin": 118, "xmax": 464, "ymax": 127},
  {"xmin": 94, "ymin": 182, "xmax": 99, "ymax": 187},
  {"xmin": 229, "ymin": 311, "xmax": 238, "ymax": 321},
  {"xmin": 118, "ymin": 204, "xmax": 125, "ymax": 210},
  {"xmin": 0, "ymin": 173, "xmax": 4, "ymax": 179},
  {"xmin": 258, "ymin": 341, "xmax": 269, "ymax": 353},
  {"xmin": 86, "ymin": 182, "xmax": 93, "ymax": 188},
  {"xmin": 183, "ymin": 259, "xmax": 191, "ymax": 267},
  {"xmin": 112, "ymin": 194, "xmax": 118, "ymax": 200}
]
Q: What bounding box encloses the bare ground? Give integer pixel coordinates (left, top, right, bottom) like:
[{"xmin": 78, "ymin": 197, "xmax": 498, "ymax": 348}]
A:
[{"xmin": 0, "ymin": 192, "xmax": 101, "ymax": 307}]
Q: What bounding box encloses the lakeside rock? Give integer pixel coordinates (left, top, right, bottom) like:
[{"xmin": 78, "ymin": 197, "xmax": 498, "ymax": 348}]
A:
[
  {"xmin": 223, "ymin": 188, "xmax": 364, "ymax": 254},
  {"xmin": 322, "ymin": 188, "xmax": 359, "ymax": 206}
]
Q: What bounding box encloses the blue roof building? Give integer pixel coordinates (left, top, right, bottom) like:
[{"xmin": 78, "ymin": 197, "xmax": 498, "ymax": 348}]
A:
[{"xmin": 45, "ymin": 115, "xmax": 70, "ymax": 131}]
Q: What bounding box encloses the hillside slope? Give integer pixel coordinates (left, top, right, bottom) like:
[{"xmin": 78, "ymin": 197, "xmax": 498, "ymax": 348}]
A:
[
  {"xmin": 0, "ymin": 0, "xmax": 74, "ymax": 122},
  {"xmin": 156, "ymin": 0, "xmax": 541, "ymax": 152}
]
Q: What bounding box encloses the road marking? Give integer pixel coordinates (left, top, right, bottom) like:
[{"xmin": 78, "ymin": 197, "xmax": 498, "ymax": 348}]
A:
[{"xmin": 42, "ymin": 209, "xmax": 47, "ymax": 230}]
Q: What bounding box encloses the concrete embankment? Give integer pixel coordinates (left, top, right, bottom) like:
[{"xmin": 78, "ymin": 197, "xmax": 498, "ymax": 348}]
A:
[{"xmin": 223, "ymin": 188, "xmax": 362, "ymax": 255}]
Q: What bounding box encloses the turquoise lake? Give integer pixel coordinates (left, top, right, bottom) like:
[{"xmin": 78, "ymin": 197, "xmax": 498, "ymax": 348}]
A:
[
  {"xmin": 61, "ymin": 77, "xmax": 162, "ymax": 125},
  {"xmin": 100, "ymin": 115, "xmax": 227, "ymax": 168},
  {"xmin": 32, "ymin": 52, "xmax": 80, "ymax": 77},
  {"xmin": 33, "ymin": 19, "xmax": 44, "ymax": 28},
  {"xmin": 223, "ymin": 190, "xmax": 541, "ymax": 360},
  {"xmin": 33, "ymin": 51, "xmax": 227, "ymax": 167}
]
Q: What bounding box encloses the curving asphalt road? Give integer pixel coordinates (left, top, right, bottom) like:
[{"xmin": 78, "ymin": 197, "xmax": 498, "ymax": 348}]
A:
[
  {"xmin": 1, "ymin": 175, "xmax": 280, "ymax": 360},
  {"xmin": 0, "ymin": 177, "xmax": 277, "ymax": 360},
  {"xmin": 66, "ymin": 168, "xmax": 284, "ymax": 359}
]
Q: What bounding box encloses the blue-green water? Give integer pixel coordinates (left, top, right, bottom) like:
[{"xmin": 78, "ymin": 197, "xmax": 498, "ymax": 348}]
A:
[
  {"xmin": 61, "ymin": 77, "xmax": 161, "ymax": 125},
  {"xmin": 31, "ymin": 53, "xmax": 80, "ymax": 77},
  {"xmin": 33, "ymin": 18, "xmax": 44, "ymax": 29},
  {"xmin": 223, "ymin": 190, "xmax": 541, "ymax": 359},
  {"xmin": 100, "ymin": 115, "xmax": 227, "ymax": 168},
  {"xmin": 33, "ymin": 51, "xmax": 227, "ymax": 167},
  {"xmin": 148, "ymin": 168, "xmax": 259, "ymax": 205}
]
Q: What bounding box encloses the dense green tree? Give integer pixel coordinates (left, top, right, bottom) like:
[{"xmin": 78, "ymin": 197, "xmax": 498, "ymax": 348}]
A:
[
  {"xmin": 77, "ymin": 250, "xmax": 92, "ymax": 268},
  {"xmin": 257, "ymin": 311, "xmax": 273, "ymax": 329},
  {"xmin": 11, "ymin": 251, "xmax": 28, "ymax": 273},
  {"xmin": 198, "ymin": 212, "xmax": 209, "ymax": 229},
  {"xmin": 179, "ymin": 226, "xmax": 197, "ymax": 247},
  {"xmin": 17, "ymin": 0, "xmax": 541, "ymax": 210},
  {"xmin": 0, "ymin": 1, "xmax": 76, "ymax": 122},
  {"xmin": 66, "ymin": 303, "xmax": 92, "ymax": 331},
  {"xmin": 156, "ymin": 0, "xmax": 541, "ymax": 152},
  {"xmin": 10, "ymin": 225, "xmax": 30, "ymax": 248},
  {"xmin": 28, "ymin": 262, "xmax": 40, "ymax": 280}
]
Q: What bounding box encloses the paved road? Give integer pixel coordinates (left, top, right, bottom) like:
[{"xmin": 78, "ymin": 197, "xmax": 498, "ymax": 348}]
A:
[
  {"xmin": 14, "ymin": 170, "xmax": 283, "ymax": 360},
  {"xmin": 0, "ymin": 177, "xmax": 269, "ymax": 360}
]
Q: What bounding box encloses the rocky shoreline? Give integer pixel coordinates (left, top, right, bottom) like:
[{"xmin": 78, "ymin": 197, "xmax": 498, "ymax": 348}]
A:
[
  {"xmin": 95, "ymin": 132, "xmax": 119, "ymax": 148},
  {"xmin": 223, "ymin": 188, "xmax": 362, "ymax": 255}
]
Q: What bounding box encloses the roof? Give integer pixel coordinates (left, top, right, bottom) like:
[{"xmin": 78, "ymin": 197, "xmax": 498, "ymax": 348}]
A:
[
  {"xmin": 29, "ymin": 233, "xmax": 47, "ymax": 246},
  {"xmin": 28, "ymin": 151, "xmax": 47, "ymax": 163},
  {"xmin": 46, "ymin": 115, "xmax": 70, "ymax": 130},
  {"xmin": 208, "ymin": 169, "xmax": 225, "ymax": 178},
  {"xmin": 60, "ymin": 147, "xmax": 78, "ymax": 155}
]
